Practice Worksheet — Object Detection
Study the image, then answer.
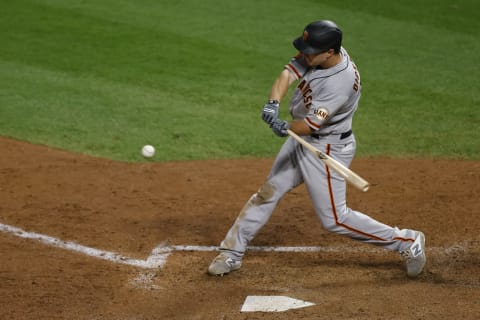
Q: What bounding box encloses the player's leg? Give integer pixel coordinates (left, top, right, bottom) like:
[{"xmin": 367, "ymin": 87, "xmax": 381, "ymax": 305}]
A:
[
  {"xmin": 301, "ymin": 137, "xmax": 426, "ymax": 276},
  {"xmin": 208, "ymin": 138, "xmax": 303, "ymax": 275}
]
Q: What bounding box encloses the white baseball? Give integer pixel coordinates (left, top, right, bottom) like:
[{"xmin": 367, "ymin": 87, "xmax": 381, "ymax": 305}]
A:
[{"xmin": 141, "ymin": 145, "xmax": 155, "ymax": 158}]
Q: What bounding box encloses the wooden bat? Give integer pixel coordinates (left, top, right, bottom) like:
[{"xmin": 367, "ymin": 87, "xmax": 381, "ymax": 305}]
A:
[{"xmin": 287, "ymin": 129, "xmax": 370, "ymax": 192}]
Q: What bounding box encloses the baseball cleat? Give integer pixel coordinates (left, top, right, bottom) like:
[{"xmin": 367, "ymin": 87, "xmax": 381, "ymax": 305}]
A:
[
  {"xmin": 401, "ymin": 231, "xmax": 426, "ymax": 277},
  {"xmin": 208, "ymin": 253, "xmax": 242, "ymax": 276}
]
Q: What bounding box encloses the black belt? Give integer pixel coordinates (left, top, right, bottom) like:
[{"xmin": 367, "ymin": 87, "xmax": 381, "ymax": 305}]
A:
[{"xmin": 311, "ymin": 130, "xmax": 352, "ymax": 140}]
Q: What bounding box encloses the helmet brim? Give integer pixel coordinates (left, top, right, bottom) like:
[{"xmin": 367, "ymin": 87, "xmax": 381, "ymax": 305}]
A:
[{"xmin": 293, "ymin": 37, "xmax": 325, "ymax": 55}]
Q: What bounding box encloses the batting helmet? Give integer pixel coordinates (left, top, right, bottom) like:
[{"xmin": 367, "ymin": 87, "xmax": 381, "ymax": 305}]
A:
[{"xmin": 293, "ymin": 20, "xmax": 342, "ymax": 54}]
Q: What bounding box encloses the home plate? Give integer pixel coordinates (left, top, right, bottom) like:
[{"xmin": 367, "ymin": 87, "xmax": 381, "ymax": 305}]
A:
[{"xmin": 241, "ymin": 295, "xmax": 315, "ymax": 312}]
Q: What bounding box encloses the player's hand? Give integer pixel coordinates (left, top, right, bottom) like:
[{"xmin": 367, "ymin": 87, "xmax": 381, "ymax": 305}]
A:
[
  {"xmin": 261, "ymin": 100, "xmax": 280, "ymax": 125},
  {"xmin": 270, "ymin": 119, "xmax": 290, "ymax": 137}
]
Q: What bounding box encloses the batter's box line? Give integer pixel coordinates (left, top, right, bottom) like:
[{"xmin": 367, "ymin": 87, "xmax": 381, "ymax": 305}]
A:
[
  {"xmin": 159, "ymin": 244, "xmax": 472, "ymax": 255},
  {"xmin": 0, "ymin": 222, "xmax": 473, "ymax": 270},
  {"xmin": 0, "ymin": 222, "xmax": 170, "ymax": 269}
]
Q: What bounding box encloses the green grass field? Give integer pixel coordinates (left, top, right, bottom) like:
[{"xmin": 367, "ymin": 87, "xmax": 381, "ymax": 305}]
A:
[{"xmin": 1, "ymin": 0, "xmax": 479, "ymax": 161}]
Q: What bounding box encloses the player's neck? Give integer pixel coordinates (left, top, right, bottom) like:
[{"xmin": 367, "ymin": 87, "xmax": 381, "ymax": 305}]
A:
[{"xmin": 318, "ymin": 52, "xmax": 342, "ymax": 69}]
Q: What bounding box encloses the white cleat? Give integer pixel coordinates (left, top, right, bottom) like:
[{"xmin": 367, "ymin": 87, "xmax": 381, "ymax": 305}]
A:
[
  {"xmin": 208, "ymin": 253, "xmax": 242, "ymax": 276},
  {"xmin": 401, "ymin": 232, "xmax": 426, "ymax": 277}
]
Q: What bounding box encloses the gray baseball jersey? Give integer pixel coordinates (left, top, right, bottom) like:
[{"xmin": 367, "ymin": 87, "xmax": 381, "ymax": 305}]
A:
[
  {"xmin": 217, "ymin": 47, "xmax": 420, "ymax": 259},
  {"xmin": 286, "ymin": 47, "xmax": 359, "ymax": 138}
]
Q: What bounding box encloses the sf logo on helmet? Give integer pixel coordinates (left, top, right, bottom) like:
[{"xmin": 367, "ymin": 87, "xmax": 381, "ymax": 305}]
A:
[{"xmin": 303, "ymin": 30, "xmax": 309, "ymax": 41}]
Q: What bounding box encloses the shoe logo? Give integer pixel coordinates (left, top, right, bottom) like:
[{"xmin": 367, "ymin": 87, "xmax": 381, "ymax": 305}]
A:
[{"xmin": 411, "ymin": 243, "xmax": 422, "ymax": 257}]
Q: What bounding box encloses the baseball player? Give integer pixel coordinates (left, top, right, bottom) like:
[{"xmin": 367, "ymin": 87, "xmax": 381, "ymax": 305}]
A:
[{"xmin": 208, "ymin": 20, "xmax": 426, "ymax": 278}]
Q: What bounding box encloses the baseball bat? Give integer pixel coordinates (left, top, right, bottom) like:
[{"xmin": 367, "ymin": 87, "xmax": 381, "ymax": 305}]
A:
[{"xmin": 287, "ymin": 129, "xmax": 370, "ymax": 192}]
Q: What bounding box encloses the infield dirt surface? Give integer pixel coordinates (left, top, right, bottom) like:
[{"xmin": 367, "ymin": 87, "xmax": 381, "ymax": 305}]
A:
[{"xmin": 0, "ymin": 136, "xmax": 479, "ymax": 319}]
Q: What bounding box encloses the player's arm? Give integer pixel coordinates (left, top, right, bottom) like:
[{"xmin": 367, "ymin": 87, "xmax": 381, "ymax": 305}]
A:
[
  {"xmin": 288, "ymin": 120, "xmax": 314, "ymax": 135},
  {"xmin": 273, "ymin": 81, "xmax": 348, "ymax": 138},
  {"xmin": 271, "ymin": 118, "xmax": 313, "ymax": 137},
  {"xmin": 268, "ymin": 68, "xmax": 297, "ymax": 102},
  {"xmin": 261, "ymin": 54, "xmax": 307, "ymax": 125},
  {"xmin": 261, "ymin": 69, "xmax": 296, "ymax": 125},
  {"xmin": 269, "ymin": 53, "xmax": 307, "ymax": 101}
]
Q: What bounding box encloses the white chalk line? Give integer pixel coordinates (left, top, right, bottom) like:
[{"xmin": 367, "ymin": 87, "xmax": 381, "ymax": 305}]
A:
[
  {"xmin": 1, "ymin": 222, "xmax": 476, "ymax": 290},
  {"xmin": 0, "ymin": 222, "xmax": 475, "ymax": 271},
  {"xmin": 157, "ymin": 244, "xmax": 471, "ymax": 255},
  {"xmin": 0, "ymin": 223, "xmax": 170, "ymax": 269}
]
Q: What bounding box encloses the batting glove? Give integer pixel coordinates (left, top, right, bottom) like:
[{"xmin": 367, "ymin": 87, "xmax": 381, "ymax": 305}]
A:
[
  {"xmin": 261, "ymin": 100, "xmax": 280, "ymax": 125},
  {"xmin": 271, "ymin": 118, "xmax": 290, "ymax": 137}
]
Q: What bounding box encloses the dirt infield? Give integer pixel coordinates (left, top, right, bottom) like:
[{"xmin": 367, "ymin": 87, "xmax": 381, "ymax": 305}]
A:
[{"xmin": 0, "ymin": 136, "xmax": 479, "ymax": 319}]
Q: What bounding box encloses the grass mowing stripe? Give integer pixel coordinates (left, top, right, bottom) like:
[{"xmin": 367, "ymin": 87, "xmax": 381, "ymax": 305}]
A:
[
  {"xmin": 0, "ymin": 0, "xmax": 282, "ymax": 102},
  {"xmin": 0, "ymin": 58, "xmax": 274, "ymax": 161},
  {"xmin": 322, "ymin": 0, "xmax": 479, "ymax": 36},
  {"xmin": 0, "ymin": 0, "xmax": 478, "ymax": 160}
]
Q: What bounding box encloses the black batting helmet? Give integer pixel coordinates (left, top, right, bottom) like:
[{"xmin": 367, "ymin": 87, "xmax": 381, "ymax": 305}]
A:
[{"xmin": 293, "ymin": 20, "xmax": 342, "ymax": 54}]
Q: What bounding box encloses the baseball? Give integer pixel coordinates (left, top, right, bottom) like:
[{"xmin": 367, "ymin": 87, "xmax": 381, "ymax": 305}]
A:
[{"xmin": 141, "ymin": 145, "xmax": 155, "ymax": 158}]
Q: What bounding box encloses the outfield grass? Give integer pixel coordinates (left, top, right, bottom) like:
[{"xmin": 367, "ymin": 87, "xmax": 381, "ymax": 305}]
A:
[{"xmin": 0, "ymin": 0, "xmax": 478, "ymax": 161}]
